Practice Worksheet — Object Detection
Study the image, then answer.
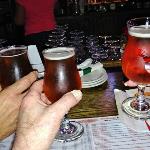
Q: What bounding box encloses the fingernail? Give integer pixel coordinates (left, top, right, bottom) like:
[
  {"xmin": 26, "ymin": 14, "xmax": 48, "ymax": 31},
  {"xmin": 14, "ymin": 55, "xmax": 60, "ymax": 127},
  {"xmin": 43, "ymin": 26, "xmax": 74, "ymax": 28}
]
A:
[
  {"xmin": 124, "ymin": 82, "xmax": 128, "ymax": 86},
  {"xmin": 31, "ymin": 70, "xmax": 38, "ymax": 76},
  {"xmin": 33, "ymin": 70, "xmax": 38, "ymax": 74},
  {"xmin": 71, "ymin": 90, "xmax": 82, "ymax": 102}
]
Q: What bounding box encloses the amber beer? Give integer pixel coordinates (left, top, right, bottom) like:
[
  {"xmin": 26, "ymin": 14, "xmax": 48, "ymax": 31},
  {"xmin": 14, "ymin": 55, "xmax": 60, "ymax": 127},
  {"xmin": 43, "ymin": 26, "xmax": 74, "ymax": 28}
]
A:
[
  {"xmin": 122, "ymin": 25, "xmax": 150, "ymax": 84},
  {"xmin": 43, "ymin": 47, "xmax": 81, "ymax": 103},
  {"xmin": 0, "ymin": 46, "xmax": 33, "ymax": 89}
]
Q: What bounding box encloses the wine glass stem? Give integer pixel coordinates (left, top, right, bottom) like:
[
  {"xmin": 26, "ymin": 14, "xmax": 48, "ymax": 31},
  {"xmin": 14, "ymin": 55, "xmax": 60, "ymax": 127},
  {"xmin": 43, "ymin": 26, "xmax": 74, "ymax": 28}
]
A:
[
  {"xmin": 60, "ymin": 115, "xmax": 75, "ymax": 134},
  {"xmin": 137, "ymin": 85, "xmax": 145, "ymax": 103},
  {"xmin": 131, "ymin": 85, "xmax": 150, "ymax": 111}
]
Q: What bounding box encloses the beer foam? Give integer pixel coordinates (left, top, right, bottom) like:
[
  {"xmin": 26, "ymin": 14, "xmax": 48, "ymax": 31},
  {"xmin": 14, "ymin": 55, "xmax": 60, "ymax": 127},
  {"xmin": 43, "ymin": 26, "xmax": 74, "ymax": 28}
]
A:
[
  {"xmin": 129, "ymin": 25, "xmax": 150, "ymax": 38},
  {"xmin": 0, "ymin": 46, "xmax": 27, "ymax": 57},
  {"xmin": 43, "ymin": 47, "xmax": 75, "ymax": 60}
]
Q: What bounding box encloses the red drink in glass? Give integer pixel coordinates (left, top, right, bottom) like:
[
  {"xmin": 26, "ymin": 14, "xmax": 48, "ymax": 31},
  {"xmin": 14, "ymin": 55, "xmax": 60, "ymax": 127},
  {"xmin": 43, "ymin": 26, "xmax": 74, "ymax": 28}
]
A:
[
  {"xmin": 0, "ymin": 46, "xmax": 33, "ymax": 89},
  {"xmin": 43, "ymin": 47, "xmax": 81, "ymax": 103},
  {"xmin": 122, "ymin": 26, "xmax": 150, "ymax": 84},
  {"xmin": 121, "ymin": 17, "xmax": 150, "ymax": 119}
]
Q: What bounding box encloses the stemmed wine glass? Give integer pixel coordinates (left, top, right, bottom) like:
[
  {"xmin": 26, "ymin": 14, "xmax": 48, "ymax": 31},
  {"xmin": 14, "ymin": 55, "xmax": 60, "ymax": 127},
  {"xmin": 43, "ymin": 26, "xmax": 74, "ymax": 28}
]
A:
[
  {"xmin": 42, "ymin": 47, "xmax": 84, "ymax": 142},
  {"xmin": 122, "ymin": 17, "xmax": 150, "ymax": 119}
]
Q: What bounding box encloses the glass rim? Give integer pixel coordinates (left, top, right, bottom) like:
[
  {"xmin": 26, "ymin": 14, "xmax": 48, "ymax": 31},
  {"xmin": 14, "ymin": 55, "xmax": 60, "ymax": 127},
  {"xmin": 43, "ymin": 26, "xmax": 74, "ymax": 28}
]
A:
[
  {"xmin": 42, "ymin": 47, "xmax": 75, "ymax": 60},
  {"xmin": 127, "ymin": 17, "xmax": 150, "ymax": 38},
  {"xmin": 127, "ymin": 17, "xmax": 150, "ymax": 26},
  {"xmin": 0, "ymin": 45, "xmax": 27, "ymax": 57}
]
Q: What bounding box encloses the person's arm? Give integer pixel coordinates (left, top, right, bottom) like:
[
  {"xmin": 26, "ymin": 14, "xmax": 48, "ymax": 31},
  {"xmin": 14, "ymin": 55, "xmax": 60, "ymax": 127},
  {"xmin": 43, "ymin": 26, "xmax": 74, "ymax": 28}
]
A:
[
  {"xmin": 15, "ymin": 3, "xmax": 25, "ymax": 26},
  {"xmin": 12, "ymin": 80, "xmax": 82, "ymax": 150},
  {"xmin": 0, "ymin": 72, "xmax": 37, "ymax": 140}
]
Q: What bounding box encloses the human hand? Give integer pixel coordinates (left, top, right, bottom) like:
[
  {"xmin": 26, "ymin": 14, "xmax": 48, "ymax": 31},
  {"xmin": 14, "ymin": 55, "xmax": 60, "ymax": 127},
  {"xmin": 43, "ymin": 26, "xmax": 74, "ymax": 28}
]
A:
[
  {"xmin": 12, "ymin": 80, "xmax": 82, "ymax": 150},
  {"xmin": 0, "ymin": 71, "xmax": 37, "ymax": 140},
  {"xmin": 124, "ymin": 80, "xmax": 138, "ymax": 87}
]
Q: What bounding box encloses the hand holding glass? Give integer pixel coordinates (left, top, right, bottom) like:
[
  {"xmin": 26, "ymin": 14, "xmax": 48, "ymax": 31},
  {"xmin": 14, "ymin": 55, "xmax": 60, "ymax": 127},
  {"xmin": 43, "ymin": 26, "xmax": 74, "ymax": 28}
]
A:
[{"xmin": 43, "ymin": 47, "xmax": 84, "ymax": 142}]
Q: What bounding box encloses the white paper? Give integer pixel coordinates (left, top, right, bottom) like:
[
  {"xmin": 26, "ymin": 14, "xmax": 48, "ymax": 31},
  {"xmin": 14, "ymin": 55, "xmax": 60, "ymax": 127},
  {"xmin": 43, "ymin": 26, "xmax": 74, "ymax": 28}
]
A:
[
  {"xmin": 114, "ymin": 87, "xmax": 150, "ymax": 132},
  {"xmin": 1, "ymin": 116, "xmax": 150, "ymax": 150}
]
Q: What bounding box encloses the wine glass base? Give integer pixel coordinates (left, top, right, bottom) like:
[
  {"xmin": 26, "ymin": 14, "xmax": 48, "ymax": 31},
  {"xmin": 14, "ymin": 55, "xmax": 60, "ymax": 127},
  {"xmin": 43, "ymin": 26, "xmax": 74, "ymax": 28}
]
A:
[
  {"xmin": 122, "ymin": 97, "xmax": 150, "ymax": 120},
  {"xmin": 55, "ymin": 121, "xmax": 84, "ymax": 142}
]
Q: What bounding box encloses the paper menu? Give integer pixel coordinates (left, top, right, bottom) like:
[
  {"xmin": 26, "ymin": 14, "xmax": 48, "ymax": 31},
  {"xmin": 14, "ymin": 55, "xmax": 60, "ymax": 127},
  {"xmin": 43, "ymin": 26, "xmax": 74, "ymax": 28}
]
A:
[
  {"xmin": 51, "ymin": 116, "xmax": 150, "ymax": 150},
  {"xmin": 88, "ymin": 116, "xmax": 150, "ymax": 150},
  {"xmin": 1, "ymin": 116, "xmax": 150, "ymax": 150},
  {"xmin": 114, "ymin": 88, "xmax": 150, "ymax": 133}
]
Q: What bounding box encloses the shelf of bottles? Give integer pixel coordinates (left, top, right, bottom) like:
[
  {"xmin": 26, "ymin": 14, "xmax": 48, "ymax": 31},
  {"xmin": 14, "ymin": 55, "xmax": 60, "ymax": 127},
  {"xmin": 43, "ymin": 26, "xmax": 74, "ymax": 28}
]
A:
[
  {"xmin": 84, "ymin": 0, "xmax": 150, "ymax": 13},
  {"xmin": 84, "ymin": 0, "xmax": 129, "ymax": 13},
  {"xmin": 87, "ymin": 0, "xmax": 128, "ymax": 5},
  {"xmin": 55, "ymin": 0, "xmax": 150, "ymax": 17}
]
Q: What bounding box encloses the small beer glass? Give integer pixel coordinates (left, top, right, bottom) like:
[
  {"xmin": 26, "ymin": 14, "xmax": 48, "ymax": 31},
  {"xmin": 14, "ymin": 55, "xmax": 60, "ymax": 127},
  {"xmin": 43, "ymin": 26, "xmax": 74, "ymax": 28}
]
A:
[
  {"xmin": 0, "ymin": 46, "xmax": 33, "ymax": 89},
  {"xmin": 43, "ymin": 47, "xmax": 84, "ymax": 142}
]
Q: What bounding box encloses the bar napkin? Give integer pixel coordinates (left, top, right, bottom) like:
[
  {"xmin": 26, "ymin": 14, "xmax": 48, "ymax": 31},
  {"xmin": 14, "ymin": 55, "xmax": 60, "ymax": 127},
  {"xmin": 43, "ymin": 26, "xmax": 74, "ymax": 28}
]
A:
[
  {"xmin": 27, "ymin": 45, "xmax": 45, "ymax": 73},
  {"xmin": 114, "ymin": 87, "xmax": 150, "ymax": 132},
  {"xmin": 78, "ymin": 62, "xmax": 103, "ymax": 77},
  {"xmin": 27, "ymin": 45, "xmax": 45, "ymax": 78}
]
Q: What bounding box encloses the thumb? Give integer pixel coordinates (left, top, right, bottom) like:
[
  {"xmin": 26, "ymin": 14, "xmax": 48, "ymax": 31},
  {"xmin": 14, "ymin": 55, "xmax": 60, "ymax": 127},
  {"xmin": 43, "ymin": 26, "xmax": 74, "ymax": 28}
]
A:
[{"xmin": 48, "ymin": 90, "xmax": 82, "ymax": 118}]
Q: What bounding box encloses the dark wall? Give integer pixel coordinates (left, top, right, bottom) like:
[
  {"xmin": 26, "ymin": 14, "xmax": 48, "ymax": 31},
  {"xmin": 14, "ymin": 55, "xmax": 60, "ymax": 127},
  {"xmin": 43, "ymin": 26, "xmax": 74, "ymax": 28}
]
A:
[
  {"xmin": 56, "ymin": 9, "xmax": 150, "ymax": 36},
  {"xmin": 1, "ymin": 1, "xmax": 150, "ymax": 45}
]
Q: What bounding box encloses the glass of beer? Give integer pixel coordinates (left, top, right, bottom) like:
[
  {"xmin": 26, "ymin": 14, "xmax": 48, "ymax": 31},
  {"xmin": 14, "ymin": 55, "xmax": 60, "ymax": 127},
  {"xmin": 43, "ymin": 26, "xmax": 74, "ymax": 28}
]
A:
[
  {"xmin": 0, "ymin": 46, "xmax": 33, "ymax": 89},
  {"xmin": 43, "ymin": 47, "xmax": 84, "ymax": 142},
  {"xmin": 122, "ymin": 17, "xmax": 150, "ymax": 119}
]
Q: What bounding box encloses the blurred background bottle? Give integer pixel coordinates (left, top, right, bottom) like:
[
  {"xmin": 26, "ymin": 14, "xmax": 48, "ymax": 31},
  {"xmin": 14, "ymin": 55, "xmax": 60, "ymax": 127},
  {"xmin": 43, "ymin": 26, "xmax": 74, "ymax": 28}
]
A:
[
  {"xmin": 55, "ymin": 0, "xmax": 85, "ymax": 16},
  {"xmin": 55, "ymin": 0, "xmax": 68, "ymax": 16},
  {"xmin": 79, "ymin": 0, "xmax": 85, "ymax": 14},
  {"xmin": 143, "ymin": 0, "xmax": 150, "ymax": 9},
  {"xmin": 67, "ymin": 0, "xmax": 81, "ymax": 16}
]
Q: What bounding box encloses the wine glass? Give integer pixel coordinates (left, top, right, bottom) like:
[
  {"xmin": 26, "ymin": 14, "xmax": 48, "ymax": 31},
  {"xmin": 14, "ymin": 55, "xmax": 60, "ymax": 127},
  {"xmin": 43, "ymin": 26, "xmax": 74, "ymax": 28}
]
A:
[
  {"xmin": 122, "ymin": 17, "xmax": 150, "ymax": 119},
  {"xmin": 0, "ymin": 45, "xmax": 33, "ymax": 89},
  {"xmin": 42, "ymin": 47, "xmax": 84, "ymax": 142}
]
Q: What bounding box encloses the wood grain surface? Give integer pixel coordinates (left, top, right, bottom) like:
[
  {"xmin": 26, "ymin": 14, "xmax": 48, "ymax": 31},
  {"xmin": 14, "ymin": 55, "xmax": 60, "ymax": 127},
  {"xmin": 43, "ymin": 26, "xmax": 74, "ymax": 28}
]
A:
[
  {"xmin": 69, "ymin": 68, "xmax": 125, "ymax": 119},
  {"xmin": 103, "ymin": 60, "xmax": 121, "ymax": 68}
]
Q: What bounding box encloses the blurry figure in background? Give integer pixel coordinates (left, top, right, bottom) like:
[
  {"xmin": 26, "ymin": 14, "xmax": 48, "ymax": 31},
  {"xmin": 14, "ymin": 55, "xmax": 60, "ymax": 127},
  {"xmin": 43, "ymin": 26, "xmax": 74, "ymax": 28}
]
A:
[{"xmin": 15, "ymin": 0, "xmax": 57, "ymax": 60}]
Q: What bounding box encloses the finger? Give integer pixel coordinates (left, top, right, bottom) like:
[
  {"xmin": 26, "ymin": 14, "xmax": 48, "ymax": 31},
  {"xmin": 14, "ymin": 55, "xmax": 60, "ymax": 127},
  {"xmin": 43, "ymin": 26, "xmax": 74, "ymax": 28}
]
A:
[
  {"xmin": 29, "ymin": 79, "xmax": 43, "ymax": 94},
  {"xmin": 6, "ymin": 71, "xmax": 37, "ymax": 94},
  {"xmin": 21, "ymin": 90, "xmax": 29, "ymax": 98},
  {"xmin": 124, "ymin": 80, "xmax": 137, "ymax": 87},
  {"xmin": 33, "ymin": 93, "xmax": 52, "ymax": 107},
  {"xmin": 146, "ymin": 69, "xmax": 150, "ymax": 74},
  {"xmin": 49, "ymin": 90, "xmax": 82, "ymax": 117},
  {"xmin": 41, "ymin": 93, "xmax": 52, "ymax": 105}
]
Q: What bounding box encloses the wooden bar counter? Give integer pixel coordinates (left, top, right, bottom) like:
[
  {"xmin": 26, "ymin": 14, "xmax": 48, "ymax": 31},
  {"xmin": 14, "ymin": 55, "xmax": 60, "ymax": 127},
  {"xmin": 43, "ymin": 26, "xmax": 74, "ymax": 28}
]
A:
[{"xmin": 69, "ymin": 67, "xmax": 125, "ymax": 119}]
